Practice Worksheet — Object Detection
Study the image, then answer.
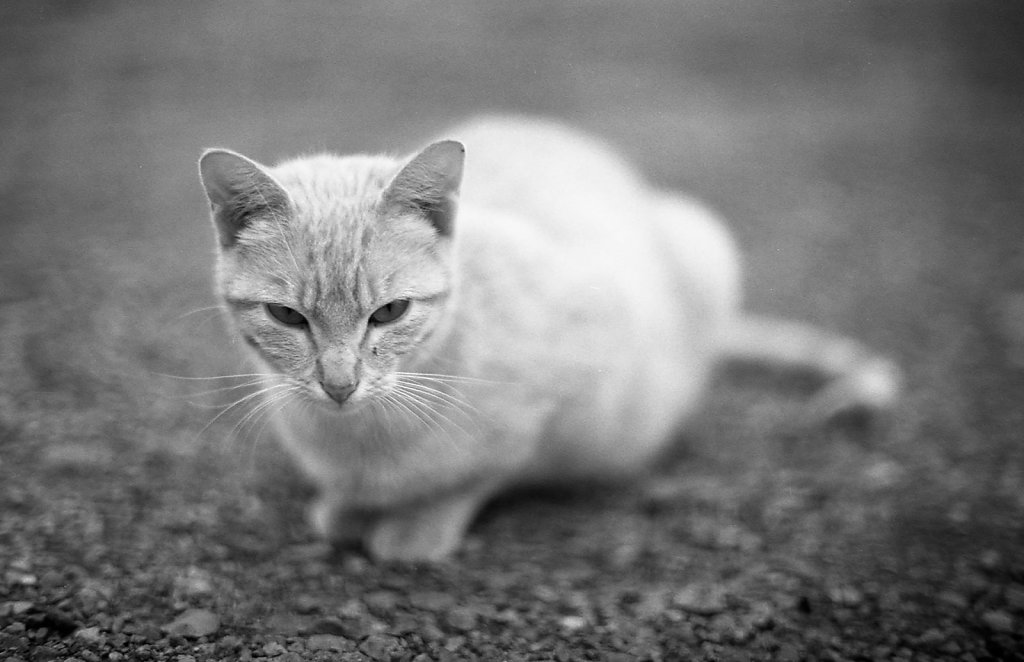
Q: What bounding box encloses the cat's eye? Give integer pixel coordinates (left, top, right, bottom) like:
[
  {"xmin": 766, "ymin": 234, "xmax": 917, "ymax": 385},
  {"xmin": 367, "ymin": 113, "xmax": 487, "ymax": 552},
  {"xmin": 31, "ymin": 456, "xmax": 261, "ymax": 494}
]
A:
[
  {"xmin": 369, "ymin": 299, "xmax": 410, "ymax": 325},
  {"xmin": 265, "ymin": 303, "xmax": 308, "ymax": 327}
]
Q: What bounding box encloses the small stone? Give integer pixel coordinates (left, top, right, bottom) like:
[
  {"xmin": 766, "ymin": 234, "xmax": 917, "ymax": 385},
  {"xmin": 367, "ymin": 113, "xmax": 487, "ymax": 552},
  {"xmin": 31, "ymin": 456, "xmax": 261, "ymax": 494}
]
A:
[
  {"xmin": 3, "ymin": 601, "xmax": 34, "ymax": 616},
  {"xmin": 559, "ymin": 615, "xmax": 586, "ymax": 631},
  {"xmin": 917, "ymin": 628, "xmax": 945, "ymax": 647},
  {"xmin": 5, "ymin": 570, "xmax": 37, "ymax": 586},
  {"xmin": 262, "ymin": 641, "xmax": 287, "ymax": 657},
  {"xmin": 1005, "ymin": 584, "xmax": 1024, "ymax": 610},
  {"xmin": 176, "ymin": 656, "xmax": 196, "ymax": 662},
  {"xmin": 937, "ymin": 590, "xmax": 968, "ymax": 610},
  {"xmin": 408, "ymin": 591, "xmax": 455, "ymax": 611},
  {"xmin": 173, "ymin": 567, "xmax": 214, "ymax": 597},
  {"xmin": 980, "ymin": 549, "xmax": 1002, "ymax": 570},
  {"xmin": 162, "ymin": 608, "xmax": 221, "ymax": 638},
  {"xmin": 31, "ymin": 646, "xmax": 60, "ymax": 661},
  {"xmin": 74, "ymin": 626, "xmax": 104, "ymax": 643},
  {"xmin": 828, "ymin": 585, "xmax": 862, "ymax": 606},
  {"xmin": 359, "ymin": 633, "xmax": 403, "ymax": 661},
  {"xmin": 307, "ymin": 617, "xmax": 347, "ymax": 635},
  {"xmin": 941, "ymin": 640, "xmax": 963, "ymax": 656},
  {"xmin": 776, "ymin": 643, "xmax": 801, "ymax": 662},
  {"xmin": 981, "ymin": 610, "xmax": 1014, "ymax": 633},
  {"xmin": 306, "ymin": 634, "xmax": 351, "ymax": 652},
  {"xmin": 330, "ymin": 617, "xmax": 377, "ymax": 640},
  {"xmin": 264, "ymin": 613, "xmax": 308, "ymax": 635},
  {"xmin": 444, "ymin": 607, "xmax": 477, "ymax": 632},
  {"xmin": 292, "ymin": 594, "xmax": 321, "ymax": 614},
  {"xmin": 363, "ymin": 590, "xmax": 398, "ymax": 614},
  {"xmin": 673, "ymin": 583, "xmax": 727, "ymax": 615}
]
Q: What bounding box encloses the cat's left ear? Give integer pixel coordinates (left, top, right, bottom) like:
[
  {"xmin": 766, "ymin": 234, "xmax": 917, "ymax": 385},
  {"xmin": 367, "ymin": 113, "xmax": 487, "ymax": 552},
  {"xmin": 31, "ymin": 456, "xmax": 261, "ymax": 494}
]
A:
[
  {"xmin": 383, "ymin": 140, "xmax": 465, "ymax": 237},
  {"xmin": 198, "ymin": 148, "xmax": 290, "ymax": 248}
]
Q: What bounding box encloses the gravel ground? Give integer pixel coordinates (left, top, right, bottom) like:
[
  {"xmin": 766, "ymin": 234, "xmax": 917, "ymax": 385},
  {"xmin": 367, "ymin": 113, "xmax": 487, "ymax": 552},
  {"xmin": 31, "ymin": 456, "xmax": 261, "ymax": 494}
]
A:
[{"xmin": 2, "ymin": 2, "xmax": 1023, "ymax": 660}]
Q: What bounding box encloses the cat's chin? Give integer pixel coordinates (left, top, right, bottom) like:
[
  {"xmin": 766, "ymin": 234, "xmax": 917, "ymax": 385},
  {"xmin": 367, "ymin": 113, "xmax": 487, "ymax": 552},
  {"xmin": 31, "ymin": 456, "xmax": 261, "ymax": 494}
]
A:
[{"xmin": 308, "ymin": 394, "xmax": 372, "ymax": 417}]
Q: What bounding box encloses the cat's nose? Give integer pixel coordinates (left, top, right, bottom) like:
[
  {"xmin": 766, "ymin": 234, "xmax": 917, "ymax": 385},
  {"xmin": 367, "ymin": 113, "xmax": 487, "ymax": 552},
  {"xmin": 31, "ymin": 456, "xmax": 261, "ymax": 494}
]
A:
[{"xmin": 321, "ymin": 380, "xmax": 358, "ymax": 404}]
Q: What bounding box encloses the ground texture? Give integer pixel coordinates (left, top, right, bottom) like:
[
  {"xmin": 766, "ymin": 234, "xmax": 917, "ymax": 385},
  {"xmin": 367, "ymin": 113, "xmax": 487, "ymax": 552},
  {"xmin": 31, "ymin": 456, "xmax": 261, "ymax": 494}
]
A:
[{"xmin": 1, "ymin": 2, "xmax": 1023, "ymax": 660}]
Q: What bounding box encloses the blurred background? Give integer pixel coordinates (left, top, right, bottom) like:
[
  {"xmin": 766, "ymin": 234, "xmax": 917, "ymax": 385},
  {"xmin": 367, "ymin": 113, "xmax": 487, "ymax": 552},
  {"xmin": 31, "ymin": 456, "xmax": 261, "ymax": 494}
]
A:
[
  {"xmin": 0, "ymin": 0, "xmax": 1022, "ymax": 634},
  {"xmin": 2, "ymin": 0, "xmax": 1022, "ymax": 483}
]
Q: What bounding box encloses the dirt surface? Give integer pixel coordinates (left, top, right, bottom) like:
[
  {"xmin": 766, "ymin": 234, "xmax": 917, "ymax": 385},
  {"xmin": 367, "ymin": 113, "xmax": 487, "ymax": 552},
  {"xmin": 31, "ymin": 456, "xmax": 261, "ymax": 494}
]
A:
[{"xmin": 2, "ymin": 2, "xmax": 1023, "ymax": 660}]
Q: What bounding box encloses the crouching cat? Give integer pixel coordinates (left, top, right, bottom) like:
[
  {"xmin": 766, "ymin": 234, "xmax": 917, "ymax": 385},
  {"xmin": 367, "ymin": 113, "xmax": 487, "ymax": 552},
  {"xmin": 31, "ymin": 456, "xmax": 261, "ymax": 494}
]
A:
[{"xmin": 198, "ymin": 116, "xmax": 900, "ymax": 561}]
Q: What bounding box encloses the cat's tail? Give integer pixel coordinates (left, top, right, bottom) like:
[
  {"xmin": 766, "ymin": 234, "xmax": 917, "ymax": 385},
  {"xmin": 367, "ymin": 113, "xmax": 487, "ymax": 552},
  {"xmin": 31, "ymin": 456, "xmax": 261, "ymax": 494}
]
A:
[{"xmin": 721, "ymin": 314, "xmax": 902, "ymax": 423}]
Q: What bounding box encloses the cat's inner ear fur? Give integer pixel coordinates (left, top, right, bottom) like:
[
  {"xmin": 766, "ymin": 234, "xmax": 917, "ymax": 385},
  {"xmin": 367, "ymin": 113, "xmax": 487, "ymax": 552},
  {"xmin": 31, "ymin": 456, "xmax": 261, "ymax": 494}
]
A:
[
  {"xmin": 382, "ymin": 140, "xmax": 465, "ymax": 236},
  {"xmin": 198, "ymin": 149, "xmax": 291, "ymax": 248}
]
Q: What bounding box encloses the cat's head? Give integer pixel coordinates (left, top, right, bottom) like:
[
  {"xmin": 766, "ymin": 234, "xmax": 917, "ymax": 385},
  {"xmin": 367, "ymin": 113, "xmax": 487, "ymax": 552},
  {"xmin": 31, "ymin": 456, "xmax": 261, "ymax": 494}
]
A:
[{"xmin": 198, "ymin": 140, "xmax": 464, "ymax": 413}]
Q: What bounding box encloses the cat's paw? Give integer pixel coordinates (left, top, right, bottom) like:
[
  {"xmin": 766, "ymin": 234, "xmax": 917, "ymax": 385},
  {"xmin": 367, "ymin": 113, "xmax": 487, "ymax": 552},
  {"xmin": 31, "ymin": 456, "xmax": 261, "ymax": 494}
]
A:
[
  {"xmin": 802, "ymin": 357, "xmax": 902, "ymax": 429},
  {"xmin": 366, "ymin": 516, "xmax": 464, "ymax": 562},
  {"xmin": 309, "ymin": 496, "xmax": 365, "ymax": 548},
  {"xmin": 363, "ymin": 490, "xmax": 488, "ymax": 562}
]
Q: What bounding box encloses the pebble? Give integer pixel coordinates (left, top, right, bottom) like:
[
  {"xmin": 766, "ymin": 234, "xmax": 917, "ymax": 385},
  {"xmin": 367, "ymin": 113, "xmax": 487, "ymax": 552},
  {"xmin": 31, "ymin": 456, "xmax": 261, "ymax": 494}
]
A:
[
  {"xmin": 306, "ymin": 617, "xmax": 347, "ymax": 635},
  {"xmin": 306, "ymin": 634, "xmax": 351, "ymax": 652},
  {"xmin": 979, "ymin": 549, "xmax": 1002, "ymax": 570},
  {"xmin": 409, "ymin": 591, "xmax": 456, "ymax": 611},
  {"xmin": 673, "ymin": 583, "xmax": 727, "ymax": 615},
  {"xmin": 262, "ymin": 641, "xmax": 286, "ymax": 656},
  {"xmin": 161, "ymin": 609, "xmax": 221, "ymax": 638},
  {"xmin": 173, "ymin": 567, "xmax": 214, "ymax": 597},
  {"xmin": 917, "ymin": 628, "xmax": 945, "ymax": 647},
  {"xmin": 264, "ymin": 613, "xmax": 308, "ymax": 635},
  {"xmin": 559, "ymin": 615, "xmax": 586, "ymax": 631},
  {"xmin": 980, "ymin": 610, "xmax": 1014, "ymax": 633},
  {"xmin": 292, "ymin": 594, "xmax": 320, "ymax": 614},
  {"xmin": 828, "ymin": 585, "xmax": 863, "ymax": 606},
  {"xmin": 776, "ymin": 643, "xmax": 801, "ymax": 662},
  {"xmin": 363, "ymin": 590, "xmax": 398, "ymax": 613},
  {"xmin": 1005, "ymin": 584, "xmax": 1024, "ymax": 610},
  {"xmin": 2, "ymin": 602, "xmax": 34, "ymax": 616},
  {"xmin": 444, "ymin": 607, "xmax": 478, "ymax": 632},
  {"xmin": 359, "ymin": 633, "xmax": 404, "ymax": 661},
  {"xmin": 73, "ymin": 626, "xmax": 104, "ymax": 644},
  {"xmin": 937, "ymin": 590, "xmax": 968, "ymax": 610}
]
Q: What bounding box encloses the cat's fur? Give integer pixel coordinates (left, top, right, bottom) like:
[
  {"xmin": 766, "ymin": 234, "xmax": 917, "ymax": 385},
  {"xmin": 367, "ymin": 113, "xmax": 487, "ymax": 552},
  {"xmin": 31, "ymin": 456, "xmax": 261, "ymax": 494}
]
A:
[{"xmin": 198, "ymin": 116, "xmax": 900, "ymax": 561}]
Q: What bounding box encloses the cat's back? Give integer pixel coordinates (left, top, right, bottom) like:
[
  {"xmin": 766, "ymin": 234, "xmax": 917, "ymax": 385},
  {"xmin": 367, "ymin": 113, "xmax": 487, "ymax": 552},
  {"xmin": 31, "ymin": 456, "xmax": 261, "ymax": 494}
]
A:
[{"xmin": 448, "ymin": 116, "xmax": 647, "ymax": 241}]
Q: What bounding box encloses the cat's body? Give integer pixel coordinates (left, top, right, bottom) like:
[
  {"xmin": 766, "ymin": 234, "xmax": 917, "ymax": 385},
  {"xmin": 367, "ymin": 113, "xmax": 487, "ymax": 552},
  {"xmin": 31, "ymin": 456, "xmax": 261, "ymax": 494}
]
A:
[{"xmin": 199, "ymin": 116, "xmax": 899, "ymax": 560}]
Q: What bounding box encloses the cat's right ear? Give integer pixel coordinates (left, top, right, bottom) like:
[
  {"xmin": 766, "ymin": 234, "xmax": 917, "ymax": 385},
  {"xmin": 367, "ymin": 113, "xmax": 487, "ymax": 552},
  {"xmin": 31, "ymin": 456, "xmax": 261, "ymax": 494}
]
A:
[
  {"xmin": 198, "ymin": 149, "xmax": 290, "ymax": 248},
  {"xmin": 383, "ymin": 140, "xmax": 465, "ymax": 237}
]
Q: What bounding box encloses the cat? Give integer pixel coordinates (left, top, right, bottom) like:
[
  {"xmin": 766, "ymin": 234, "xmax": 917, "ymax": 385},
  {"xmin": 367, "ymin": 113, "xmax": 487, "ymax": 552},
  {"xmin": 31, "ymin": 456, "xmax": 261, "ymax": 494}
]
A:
[{"xmin": 198, "ymin": 116, "xmax": 900, "ymax": 561}]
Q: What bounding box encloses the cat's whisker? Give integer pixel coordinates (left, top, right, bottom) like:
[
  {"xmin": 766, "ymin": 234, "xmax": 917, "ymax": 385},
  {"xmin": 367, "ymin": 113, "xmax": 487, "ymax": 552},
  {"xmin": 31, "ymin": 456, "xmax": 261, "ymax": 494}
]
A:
[
  {"xmin": 395, "ymin": 371, "xmax": 507, "ymax": 386},
  {"xmin": 383, "ymin": 390, "xmax": 448, "ymax": 439},
  {"xmin": 393, "ymin": 378, "xmax": 488, "ymax": 428},
  {"xmin": 177, "ymin": 378, "xmax": 275, "ymax": 400},
  {"xmin": 233, "ymin": 385, "xmax": 301, "ymax": 446},
  {"xmin": 153, "ymin": 371, "xmax": 280, "ymax": 382},
  {"xmin": 230, "ymin": 384, "xmax": 304, "ymax": 459},
  {"xmin": 393, "ymin": 381, "xmax": 482, "ymax": 424},
  {"xmin": 390, "ymin": 384, "xmax": 477, "ymax": 444},
  {"xmin": 174, "ymin": 304, "xmax": 225, "ymax": 321},
  {"xmin": 383, "ymin": 389, "xmax": 466, "ymax": 454},
  {"xmin": 191, "ymin": 381, "xmax": 296, "ymax": 444}
]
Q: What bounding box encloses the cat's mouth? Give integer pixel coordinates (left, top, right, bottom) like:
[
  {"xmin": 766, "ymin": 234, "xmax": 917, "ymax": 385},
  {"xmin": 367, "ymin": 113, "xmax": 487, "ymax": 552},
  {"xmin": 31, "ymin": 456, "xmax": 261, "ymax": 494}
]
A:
[{"xmin": 304, "ymin": 381, "xmax": 373, "ymax": 414}]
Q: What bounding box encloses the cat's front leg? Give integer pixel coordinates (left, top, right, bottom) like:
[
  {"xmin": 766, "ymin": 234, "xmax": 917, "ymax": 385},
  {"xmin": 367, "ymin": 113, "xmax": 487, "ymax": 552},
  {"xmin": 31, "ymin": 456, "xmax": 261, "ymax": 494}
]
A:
[
  {"xmin": 365, "ymin": 487, "xmax": 492, "ymax": 562},
  {"xmin": 310, "ymin": 491, "xmax": 367, "ymax": 549}
]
